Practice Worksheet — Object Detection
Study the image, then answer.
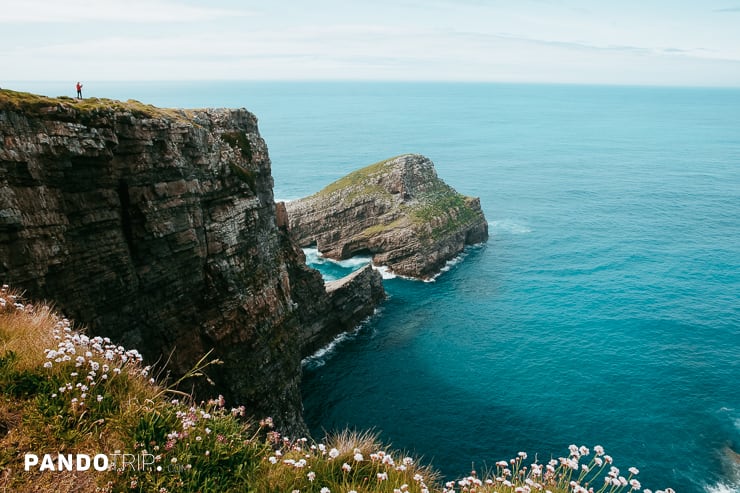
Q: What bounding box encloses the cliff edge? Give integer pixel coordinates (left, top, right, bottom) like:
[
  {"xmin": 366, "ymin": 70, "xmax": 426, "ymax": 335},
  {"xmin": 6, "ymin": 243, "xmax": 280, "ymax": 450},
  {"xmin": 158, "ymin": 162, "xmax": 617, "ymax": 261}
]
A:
[
  {"xmin": 286, "ymin": 154, "xmax": 488, "ymax": 279},
  {"xmin": 0, "ymin": 89, "xmax": 383, "ymax": 435}
]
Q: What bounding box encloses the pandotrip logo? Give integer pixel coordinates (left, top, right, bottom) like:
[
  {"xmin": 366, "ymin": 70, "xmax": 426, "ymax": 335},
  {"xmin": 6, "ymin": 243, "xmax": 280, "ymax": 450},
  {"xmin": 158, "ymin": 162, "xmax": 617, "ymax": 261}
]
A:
[{"xmin": 24, "ymin": 452, "xmax": 188, "ymax": 473}]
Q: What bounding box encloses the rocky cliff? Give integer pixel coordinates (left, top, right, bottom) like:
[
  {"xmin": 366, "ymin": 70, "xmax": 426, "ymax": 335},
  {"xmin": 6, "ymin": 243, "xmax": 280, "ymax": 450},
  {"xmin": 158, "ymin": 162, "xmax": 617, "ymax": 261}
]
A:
[
  {"xmin": 286, "ymin": 154, "xmax": 489, "ymax": 279},
  {"xmin": 0, "ymin": 89, "xmax": 383, "ymax": 434}
]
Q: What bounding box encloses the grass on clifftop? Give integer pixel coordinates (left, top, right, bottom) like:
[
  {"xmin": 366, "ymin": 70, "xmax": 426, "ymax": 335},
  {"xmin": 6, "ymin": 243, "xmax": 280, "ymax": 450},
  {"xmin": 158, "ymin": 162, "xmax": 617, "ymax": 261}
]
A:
[
  {"xmin": 314, "ymin": 155, "xmax": 407, "ymax": 198},
  {"xmin": 0, "ymin": 287, "xmax": 670, "ymax": 493},
  {"xmin": 0, "ymin": 88, "xmax": 193, "ymax": 121}
]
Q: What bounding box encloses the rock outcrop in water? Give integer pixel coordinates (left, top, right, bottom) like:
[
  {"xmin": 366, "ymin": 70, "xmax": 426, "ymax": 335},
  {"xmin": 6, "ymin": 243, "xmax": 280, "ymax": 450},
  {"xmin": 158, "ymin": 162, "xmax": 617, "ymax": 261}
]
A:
[
  {"xmin": 285, "ymin": 154, "xmax": 488, "ymax": 279},
  {"xmin": 0, "ymin": 89, "xmax": 384, "ymax": 434}
]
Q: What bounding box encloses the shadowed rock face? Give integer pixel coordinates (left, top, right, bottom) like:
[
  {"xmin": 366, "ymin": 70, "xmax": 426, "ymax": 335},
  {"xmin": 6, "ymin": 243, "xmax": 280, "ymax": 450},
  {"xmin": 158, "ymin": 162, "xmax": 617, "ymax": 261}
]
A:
[
  {"xmin": 285, "ymin": 154, "xmax": 489, "ymax": 279},
  {"xmin": 0, "ymin": 90, "xmax": 384, "ymax": 435}
]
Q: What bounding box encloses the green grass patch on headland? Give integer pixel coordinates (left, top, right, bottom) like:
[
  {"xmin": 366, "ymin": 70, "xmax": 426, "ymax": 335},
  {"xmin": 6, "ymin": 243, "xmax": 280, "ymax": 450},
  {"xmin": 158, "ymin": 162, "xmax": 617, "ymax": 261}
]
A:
[
  {"xmin": 314, "ymin": 154, "xmax": 409, "ymax": 198},
  {"xmin": 358, "ymin": 217, "xmax": 408, "ymax": 238},
  {"xmin": 410, "ymin": 190, "xmax": 482, "ymax": 239},
  {"xmin": 0, "ymin": 88, "xmax": 195, "ymax": 122}
]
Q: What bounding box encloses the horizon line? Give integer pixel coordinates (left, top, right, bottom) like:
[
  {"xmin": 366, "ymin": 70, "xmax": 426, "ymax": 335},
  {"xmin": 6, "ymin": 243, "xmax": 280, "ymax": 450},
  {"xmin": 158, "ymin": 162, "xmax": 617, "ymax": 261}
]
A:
[{"xmin": 4, "ymin": 79, "xmax": 740, "ymax": 90}]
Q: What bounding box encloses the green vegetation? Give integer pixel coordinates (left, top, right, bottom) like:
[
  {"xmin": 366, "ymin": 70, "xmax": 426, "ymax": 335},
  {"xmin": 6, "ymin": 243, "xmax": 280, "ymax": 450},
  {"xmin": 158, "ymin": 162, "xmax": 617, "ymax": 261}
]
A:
[
  {"xmin": 0, "ymin": 88, "xmax": 195, "ymax": 122},
  {"xmin": 222, "ymin": 131, "xmax": 258, "ymax": 191},
  {"xmin": 307, "ymin": 154, "xmax": 483, "ymax": 241},
  {"xmin": 314, "ymin": 155, "xmax": 408, "ymax": 198},
  {"xmin": 410, "ymin": 190, "xmax": 482, "ymax": 240},
  {"xmin": 221, "ymin": 131, "xmax": 253, "ymax": 162},
  {"xmin": 359, "ymin": 218, "xmax": 408, "ymax": 238},
  {"xmin": 228, "ymin": 162, "xmax": 258, "ymax": 191},
  {"xmin": 0, "ymin": 287, "xmax": 670, "ymax": 493},
  {"xmin": 0, "ymin": 287, "xmax": 436, "ymax": 492}
]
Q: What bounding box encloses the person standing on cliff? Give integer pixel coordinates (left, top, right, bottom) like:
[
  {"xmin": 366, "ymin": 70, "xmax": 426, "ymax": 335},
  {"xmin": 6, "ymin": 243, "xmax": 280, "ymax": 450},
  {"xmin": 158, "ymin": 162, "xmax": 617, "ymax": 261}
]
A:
[{"xmin": 76, "ymin": 82, "xmax": 83, "ymax": 99}]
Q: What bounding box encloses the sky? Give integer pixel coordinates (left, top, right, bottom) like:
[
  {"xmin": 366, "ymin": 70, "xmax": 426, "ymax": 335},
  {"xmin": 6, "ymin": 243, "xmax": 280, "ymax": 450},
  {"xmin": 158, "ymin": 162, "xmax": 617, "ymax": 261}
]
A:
[{"xmin": 1, "ymin": 0, "xmax": 740, "ymax": 86}]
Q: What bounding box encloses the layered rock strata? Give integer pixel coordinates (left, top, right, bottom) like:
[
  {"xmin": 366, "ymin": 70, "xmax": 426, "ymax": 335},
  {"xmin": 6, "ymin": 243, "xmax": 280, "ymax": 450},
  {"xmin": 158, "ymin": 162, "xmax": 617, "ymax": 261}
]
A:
[
  {"xmin": 301, "ymin": 263, "xmax": 384, "ymax": 358},
  {"xmin": 0, "ymin": 90, "xmax": 384, "ymax": 434},
  {"xmin": 286, "ymin": 154, "xmax": 489, "ymax": 279}
]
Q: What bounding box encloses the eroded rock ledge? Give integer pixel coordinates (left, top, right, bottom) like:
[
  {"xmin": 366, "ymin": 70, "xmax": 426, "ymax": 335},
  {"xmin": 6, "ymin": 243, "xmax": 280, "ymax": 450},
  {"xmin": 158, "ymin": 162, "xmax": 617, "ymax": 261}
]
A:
[{"xmin": 286, "ymin": 154, "xmax": 489, "ymax": 279}]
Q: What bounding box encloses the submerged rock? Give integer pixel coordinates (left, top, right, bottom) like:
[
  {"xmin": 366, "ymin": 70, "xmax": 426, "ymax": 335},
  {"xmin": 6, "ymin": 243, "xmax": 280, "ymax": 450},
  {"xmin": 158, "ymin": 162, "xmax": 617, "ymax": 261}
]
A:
[{"xmin": 286, "ymin": 154, "xmax": 488, "ymax": 279}]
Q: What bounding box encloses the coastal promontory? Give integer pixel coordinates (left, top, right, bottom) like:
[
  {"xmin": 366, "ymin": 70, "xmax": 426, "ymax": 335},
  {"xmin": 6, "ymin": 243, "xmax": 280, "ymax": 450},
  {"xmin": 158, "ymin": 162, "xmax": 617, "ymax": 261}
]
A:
[
  {"xmin": 285, "ymin": 154, "xmax": 489, "ymax": 279},
  {"xmin": 0, "ymin": 89, "xmax": 383, "ymax": 434}
]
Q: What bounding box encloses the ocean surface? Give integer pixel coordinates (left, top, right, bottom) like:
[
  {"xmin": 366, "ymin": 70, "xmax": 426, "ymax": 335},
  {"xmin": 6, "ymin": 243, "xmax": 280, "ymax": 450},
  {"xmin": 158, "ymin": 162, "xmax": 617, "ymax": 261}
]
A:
[{"xmin": 9, "ymin": 81, "xmax": 740, "ymax": 493}]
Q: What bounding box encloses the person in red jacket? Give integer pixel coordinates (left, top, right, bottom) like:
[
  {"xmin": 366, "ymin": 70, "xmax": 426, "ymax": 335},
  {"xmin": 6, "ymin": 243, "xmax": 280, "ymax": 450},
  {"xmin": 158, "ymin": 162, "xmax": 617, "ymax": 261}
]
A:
[{"xmin": 76, "ymin": 82, "xmax": 83, "ymax": 99}]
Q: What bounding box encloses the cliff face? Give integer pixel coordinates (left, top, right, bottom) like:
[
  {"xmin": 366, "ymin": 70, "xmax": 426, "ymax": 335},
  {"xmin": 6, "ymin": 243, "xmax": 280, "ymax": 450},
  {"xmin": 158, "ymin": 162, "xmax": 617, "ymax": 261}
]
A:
[
  {"xmin": 300, "ymin": 263, "xmax": 384, "ymax": 358},
  {"xmin": 286, "ymin": 154, "xmax": 489, "ymax": 279},
  {"xmin": 0, "ymin": 90, "xmax": 383, "ymax": 434},
  {"xmin": 276, "ymin": 205, "xmax": 385, "ymax": 358}
]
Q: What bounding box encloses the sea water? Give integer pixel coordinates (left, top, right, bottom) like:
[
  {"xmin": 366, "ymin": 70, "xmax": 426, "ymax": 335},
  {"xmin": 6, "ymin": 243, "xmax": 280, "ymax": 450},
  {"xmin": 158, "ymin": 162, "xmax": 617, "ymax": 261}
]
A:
[{"xmin": 8, "ymin": 80, "xmax": 740, "ymax": 492}]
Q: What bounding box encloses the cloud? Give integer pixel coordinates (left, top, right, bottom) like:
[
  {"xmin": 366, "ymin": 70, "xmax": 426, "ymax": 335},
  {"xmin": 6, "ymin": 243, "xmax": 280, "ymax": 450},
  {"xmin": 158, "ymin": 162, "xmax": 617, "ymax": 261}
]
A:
[
  {"xmin": 449, "ymin": 30, "xmax": 651, "ymax": 55},
  {"xmin": 713, "ymin": 6, "xmax": 740, "ymax": 12},
  {"xmin": 0, "ymin": 0, "xmax": 251, "ymax": 23}
]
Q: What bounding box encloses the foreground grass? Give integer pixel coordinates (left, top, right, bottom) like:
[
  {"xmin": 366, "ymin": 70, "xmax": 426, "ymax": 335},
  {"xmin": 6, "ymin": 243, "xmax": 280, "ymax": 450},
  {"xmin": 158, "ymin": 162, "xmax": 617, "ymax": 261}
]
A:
[{"xmin": 0, "ymin": 287, "xmax": 670, "ymax": 493}]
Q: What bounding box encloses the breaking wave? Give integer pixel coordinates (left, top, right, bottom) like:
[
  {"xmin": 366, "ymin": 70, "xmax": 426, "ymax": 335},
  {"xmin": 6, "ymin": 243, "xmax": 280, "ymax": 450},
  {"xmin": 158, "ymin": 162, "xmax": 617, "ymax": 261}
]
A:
[
  {"xmin": 301, "ymin": 309, "xmax": 381, "ymax": 369},
  {"xmin": 303, "ymin": 248, "xmax": 372, "ymax": 269}
]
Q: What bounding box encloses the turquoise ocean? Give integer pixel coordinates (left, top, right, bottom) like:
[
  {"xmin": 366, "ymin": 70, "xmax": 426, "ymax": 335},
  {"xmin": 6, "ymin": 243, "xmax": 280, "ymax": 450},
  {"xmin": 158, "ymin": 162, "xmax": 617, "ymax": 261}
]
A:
[{"xmin": 10, "ymin": 81, "xmax": 740, "ymax": 493}]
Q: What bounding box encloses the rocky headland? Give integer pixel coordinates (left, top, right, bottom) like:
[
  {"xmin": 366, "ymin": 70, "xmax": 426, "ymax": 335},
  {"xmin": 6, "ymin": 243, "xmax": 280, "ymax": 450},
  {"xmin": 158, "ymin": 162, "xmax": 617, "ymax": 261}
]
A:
[
  {"xmin": 0, "ymin": 89, "xmax": 383, "ymax": 434},
  {"xmin": 285, "ymin": 154, "xmax": 489, "ymax": 279}
]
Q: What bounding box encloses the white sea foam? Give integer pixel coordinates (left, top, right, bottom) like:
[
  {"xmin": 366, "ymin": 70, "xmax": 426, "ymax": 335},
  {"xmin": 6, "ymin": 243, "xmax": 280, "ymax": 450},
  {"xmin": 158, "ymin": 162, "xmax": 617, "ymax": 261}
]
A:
[
  {"xmin": 705, "ymin": 481, "xmax": 740, "ymax": 493},
  {"xmin": 305, "ymin": 245, "xmax": 478, "ymax": 283},
  {"xmin": 439, "ymin": 251, "xmax": 466, "ymax": 272},
  {"xmin": 373, "ymin": 264, "xmax": 427, "ymax": 282},
  {"xmin": 301, "ymin": 309, "xmax": 381, "ymax": 369},
  {"xmin": 303, "ymin": 247, "xmax": 322, "ymax": 263},
  {"xmin": 373, "ymin": 265, "xmax": 397, "ymax": 280},
  {"xmin": 489, "ymin": 219, "xmax": 532, "ymax": 235},
  {"xmin": 301, "ymin": 332, "xmax": 352, "ymax": 369},
  {"xmin": 302, "ymin": 248, "xmax": 372, "ymax": 269},
  {"xmin": 423, "ymin": 249, "xmax": 471, "ymax": 282},
  {"xmin": 332, "ymin": 255, "xmax": 373, "ymax": 269},
  {"xmin": 706, "ymin": 444, "xmax": 740, "ymax": 493}
]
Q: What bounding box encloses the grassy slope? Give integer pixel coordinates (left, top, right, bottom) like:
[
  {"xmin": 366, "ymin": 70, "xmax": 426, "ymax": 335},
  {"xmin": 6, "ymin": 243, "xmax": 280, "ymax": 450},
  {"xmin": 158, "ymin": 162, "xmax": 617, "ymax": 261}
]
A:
[
  {"xmin": 0, "ymin": 288, "xmax": 437, "ymax": 492},
  {"xmin": 0, "ymin": 288, "xmax": 661, "ymax": 493}
]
